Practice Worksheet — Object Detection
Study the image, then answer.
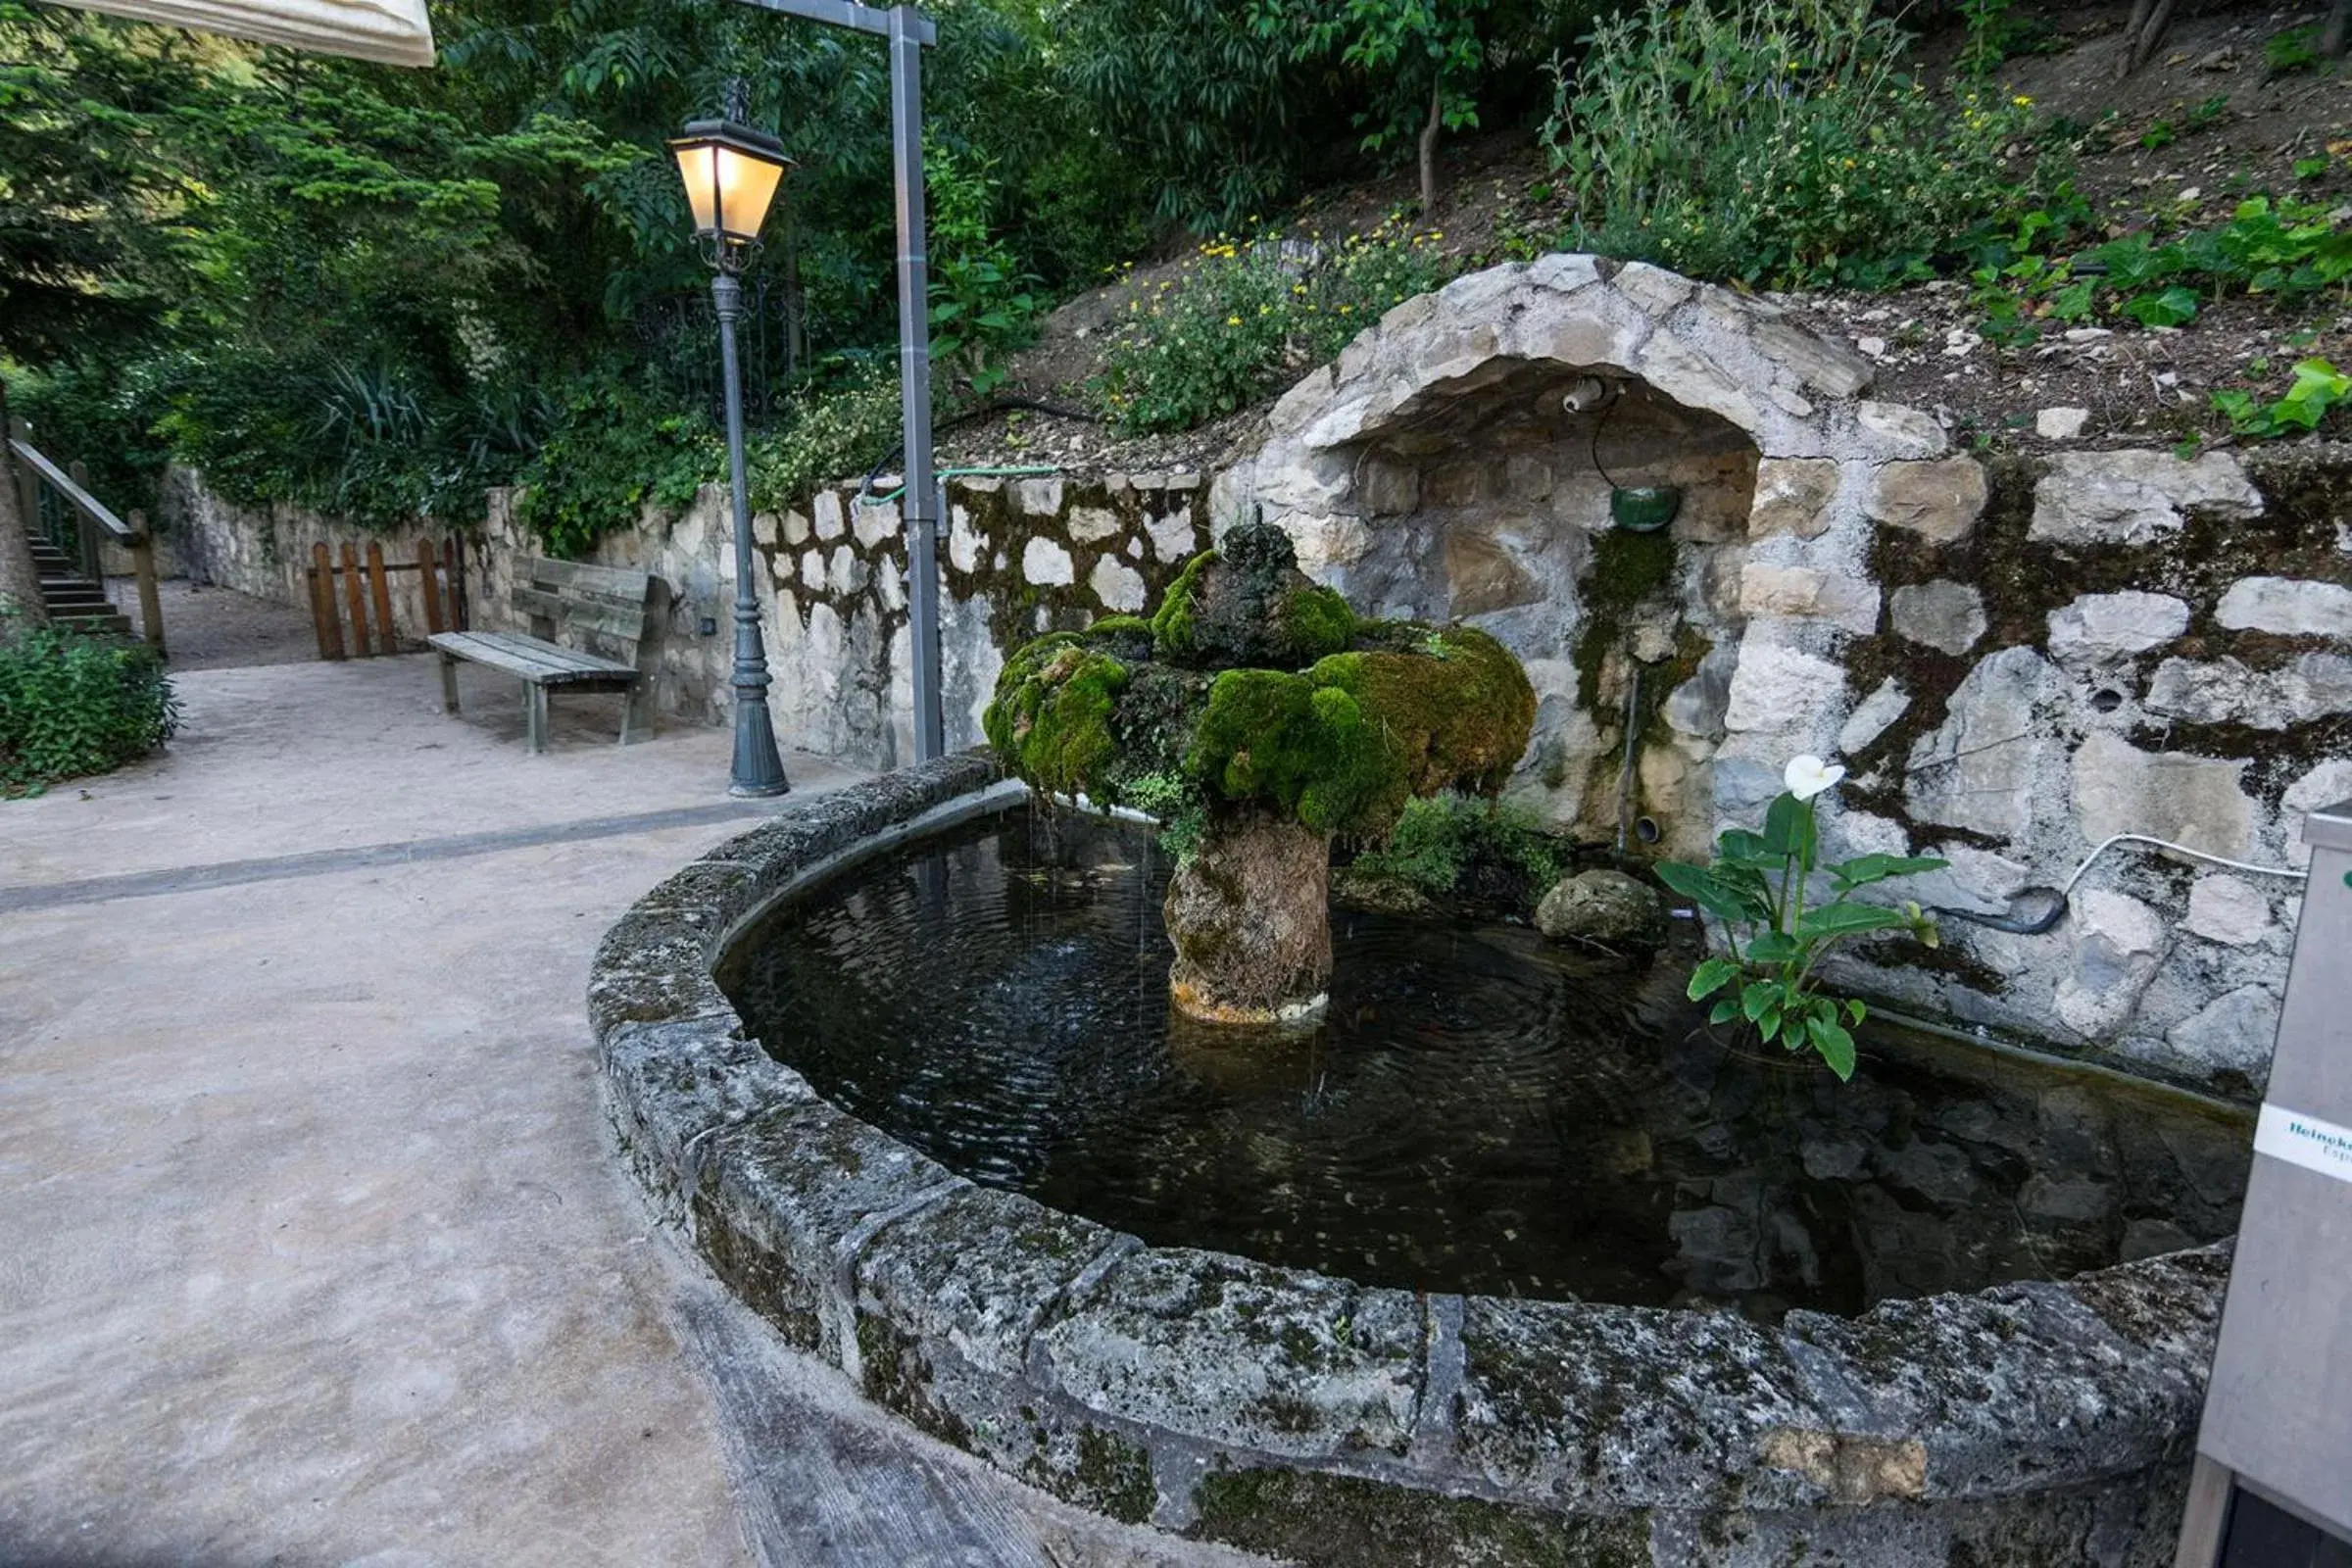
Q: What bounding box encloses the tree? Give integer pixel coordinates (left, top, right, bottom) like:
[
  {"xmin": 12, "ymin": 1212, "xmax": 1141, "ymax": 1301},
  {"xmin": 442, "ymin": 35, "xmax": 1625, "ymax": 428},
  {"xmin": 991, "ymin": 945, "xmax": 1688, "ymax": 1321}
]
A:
[
  {"xmin": 0, "ymin": 381, "xmax": 50, "ymax": 632},
  {"xmin": 1250, "ymin": 0, "xmax": 1494, "ymax": 213}
]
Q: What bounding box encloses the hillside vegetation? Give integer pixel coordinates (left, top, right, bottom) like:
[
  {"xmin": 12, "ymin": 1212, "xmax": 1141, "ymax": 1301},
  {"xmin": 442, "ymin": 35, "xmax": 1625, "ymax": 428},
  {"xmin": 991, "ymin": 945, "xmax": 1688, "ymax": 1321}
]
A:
[{"xmin": 2, "ymin": 0, "xmax": 2344, "ymax": 555}]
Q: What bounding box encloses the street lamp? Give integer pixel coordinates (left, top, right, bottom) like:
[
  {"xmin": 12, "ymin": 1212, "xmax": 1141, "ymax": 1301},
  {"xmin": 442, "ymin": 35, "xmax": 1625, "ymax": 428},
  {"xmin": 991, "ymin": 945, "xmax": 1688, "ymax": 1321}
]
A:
[{"xmin": 671, "ymin": 93, "xmax": 795, "ymax": 798}]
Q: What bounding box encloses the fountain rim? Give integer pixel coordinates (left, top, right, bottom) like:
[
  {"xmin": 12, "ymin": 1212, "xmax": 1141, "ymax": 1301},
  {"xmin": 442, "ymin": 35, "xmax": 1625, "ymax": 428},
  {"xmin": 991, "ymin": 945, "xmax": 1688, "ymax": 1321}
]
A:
[{"xmin": 590, "ymin": 752, "xmax": 2231, "ymax": 1549}]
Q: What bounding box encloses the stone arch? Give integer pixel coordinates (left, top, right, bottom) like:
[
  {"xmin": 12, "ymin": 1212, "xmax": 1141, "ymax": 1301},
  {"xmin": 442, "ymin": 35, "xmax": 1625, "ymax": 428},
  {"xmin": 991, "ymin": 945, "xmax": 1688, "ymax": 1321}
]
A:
[{"xmin": 1211, "ymin": 254, "xmax": 1973, "ymax": 854}]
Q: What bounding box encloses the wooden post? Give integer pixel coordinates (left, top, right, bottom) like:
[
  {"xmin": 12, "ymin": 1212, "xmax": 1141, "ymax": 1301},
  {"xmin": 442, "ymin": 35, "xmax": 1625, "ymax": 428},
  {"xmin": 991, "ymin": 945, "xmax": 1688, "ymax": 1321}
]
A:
[
  {"xmin": 365, "ymin": 541, "xmax": 396, "ymax": 655},
  {"xmin": 339, "ymin": 542, "xmax": 369, "ymax": 658},
  {"xmin": 310, "ymin": 542, "xmax": 344, "ymax": 660},
  {"xmin": 67, "ymin": 460, "xmax": 101, "ymax": 584},
  {"xmin": 417, "ymin": 537, "xmax": 446, "ymax": 635},
  {"xmin": 445, "ymin": 536, "xmax": 467, "ymax": 631},
  {"xmin": 128, "ymin": 510, "xmax": 164, "ymax": 656}
]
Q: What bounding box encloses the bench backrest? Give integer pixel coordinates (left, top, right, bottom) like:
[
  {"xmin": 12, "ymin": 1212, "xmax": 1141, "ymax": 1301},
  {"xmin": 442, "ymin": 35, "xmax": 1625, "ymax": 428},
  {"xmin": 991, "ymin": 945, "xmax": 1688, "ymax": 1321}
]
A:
[{"xmin": 512, "ymin": 558, "xmax": 661, "ymax": 666}]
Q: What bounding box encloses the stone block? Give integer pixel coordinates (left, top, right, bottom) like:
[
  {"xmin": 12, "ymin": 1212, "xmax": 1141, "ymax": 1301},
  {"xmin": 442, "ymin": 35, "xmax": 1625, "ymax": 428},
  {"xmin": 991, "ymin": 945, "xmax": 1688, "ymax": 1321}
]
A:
[
  {"xmin": 2035, "ymin": 407, "xmax": 2090, "ymax": 440},
  {"xmin": 1664, "ymin": 646, "xmax": 1738, "ymax": 740},
  {"xmin": 1905, "ymin": 648, "xmax": 2061, "ymax": 840},
  {"xmin": 1751, "ymin": 318, "xmax": 1873, "ymax": 398},
  {"xmin": 2143, "ymin": 653, "xmax": 2352, "ymax": 729},
  {"xmin": 1014, "ymin": 476, "xmax": 1066, "ymax": 516},
  {"xmin": 2163, "ymin": 986, "xmax": 2278, "ymax": 1078},
  {"xmin": 1033, "ymin": 1247, "xmax": 1421, "ymax": 1460},
  {"xmin": 1748, "ymin": 458, "xmax": 1840, "ymax": 540},
  {"xmin": 1146, "ymin": 507, "xmax": 1198, "ymax": 564},
  {"xmin": 1526, "ymin": 253, "xmax": 1602, "ymax": 294},
  {"xmin": 1725, "ymin": 643, "xmax": 1846, "ymax": 736},
  {"xmin": 2045, "ymin": 592, "xmax": 2191, "ymax": 665},
  {"xmin": 2282, "ymin": 758, "xmax": 2352, "ymax": 857},
  {"xmin": 2184, "ymin": 875, "xmax": 2274, "ymax": 947},
  {"xmin": 1089, "ymin": 554, "xmax": 1147, "ymax": 613},
  {"xmin": 2215, "ymin": 576, "xmax": 2352, "ymax": 639},
  {"xmin": 852, "ymin": 498, "xmax": 903, "ymax": 549},
  {"xmin": 1445, "ymin": 529, "xmax": 1544, "ymax": 617},
  {"xmin": 2055, "ymin": 889, "xmax": 2167, "ymax": 1037},
  {"xmin": 1513, "ymin": 305, "xmax": 1648, "ymax": 373},
  {"xmin": 1612, "ymin": 260, "xmax": 1696, "ymax": 316},
  {"xmin": 1738, "ymin": 564, "xmax": 1881, "ymax": 636},
  {"xmin": 782, "ymin": 510, "xmax": 810, "ymax": 546},
  {"xmin": 2031, "ymin": 452, "xmax": 2262, "ymax": 547},
  {"xmin": 1636, "ymin": 332, "xmax": 1759, "ymax": 429},
  {"xmin": 1453, "ymin": 1296, "xmax": 1821, "ymax": 1511},
  {"xmin": 1837, "ymin": 677, "xmax": 1910, "ymax": 757},
  {"xmin": 1889, "ymin": 580, "xmax": 1986, "ymax": 656},
  {"xmin": 800, "ymin": 547, "xmax": 827, "ymax": 594},
  {"xmin": 829, "ymin": 544, "xmax": 865, "ymax": 596},
  {"xmin": 2070, "ymin": 731, "xmax": 2254, "ymax": 859},
  {"xmin": 1021, "ymin": 536, "xmax": 1075, "ymax": 587},
  {"xmin": 948, "ymin": 507, "xmax": 982, "ymax": 574},
  {"xmin": 752, "ymin": 511, "xmax": 779, "ymax": 546},
  {"xmin": 1855, "ymin": 401, "xmax": 1947, "ymax": 457},
  {"xmin": 1066, "ymin": 506, "xmax": 1121, "ymax": 544},
  {"xmin": 1862, "ymin": 457, "xmax": 1986, "ymax": 543},
  {"xmin": 1425, "ymin": 462, "xmax": 1492, "ymax": 508},
  {"xmin": 813, "ymin": 490, "xmax": 846, "ymax": 540},
  {"xmin": 1283, "ymin": 512, "xmax": 1372, "ymax": 573}
]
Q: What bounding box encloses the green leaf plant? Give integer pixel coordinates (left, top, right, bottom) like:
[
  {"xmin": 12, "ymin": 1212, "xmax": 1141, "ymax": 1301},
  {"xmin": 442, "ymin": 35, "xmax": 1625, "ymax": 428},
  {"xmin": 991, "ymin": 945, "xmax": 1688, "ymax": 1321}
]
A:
[{"xmin": 1658, "ymin": 756, "xmax": 1946, "ymax": 1082}]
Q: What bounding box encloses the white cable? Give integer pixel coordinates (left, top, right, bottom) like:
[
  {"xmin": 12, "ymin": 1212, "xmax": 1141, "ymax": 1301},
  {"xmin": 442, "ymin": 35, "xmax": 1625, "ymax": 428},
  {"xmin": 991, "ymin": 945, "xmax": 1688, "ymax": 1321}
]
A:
[{"xmin": 2058, "ymin": 832, "xmax": 2309, "ymax": 900}]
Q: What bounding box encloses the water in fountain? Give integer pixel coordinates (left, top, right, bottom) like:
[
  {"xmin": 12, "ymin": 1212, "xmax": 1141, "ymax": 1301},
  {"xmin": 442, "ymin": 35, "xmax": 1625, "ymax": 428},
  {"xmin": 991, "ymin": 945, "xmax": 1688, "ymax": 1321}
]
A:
[{"xmin": 721, "ymin": 807, "xmax": 2249, "ymax": 1319}]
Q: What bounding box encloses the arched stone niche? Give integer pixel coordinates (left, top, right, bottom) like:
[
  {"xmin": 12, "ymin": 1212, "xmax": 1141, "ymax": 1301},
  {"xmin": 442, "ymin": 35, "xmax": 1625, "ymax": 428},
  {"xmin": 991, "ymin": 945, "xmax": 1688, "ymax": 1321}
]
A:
[{"xmin": 1212, "ymin": 254, "xmax": 1963, "ymax": 856}]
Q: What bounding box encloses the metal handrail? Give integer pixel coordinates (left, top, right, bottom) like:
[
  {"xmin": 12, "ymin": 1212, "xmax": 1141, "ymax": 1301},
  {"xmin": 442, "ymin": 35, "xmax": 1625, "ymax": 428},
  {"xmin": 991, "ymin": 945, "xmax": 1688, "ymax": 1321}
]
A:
[{"xmin": 8, "ymin": 437, "xmax": 140, "ymax": 542}]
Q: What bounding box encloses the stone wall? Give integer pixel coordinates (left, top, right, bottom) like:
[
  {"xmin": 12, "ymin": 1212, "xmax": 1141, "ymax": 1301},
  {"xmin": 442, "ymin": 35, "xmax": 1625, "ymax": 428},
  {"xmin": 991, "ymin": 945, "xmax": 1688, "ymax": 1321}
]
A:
[
  {"xmin": 162, "ymin": 460, "xmax": 1207, "ymax": 768},
  {"xmin": 505, "ymin": 470, "xmax": 1207, "ymax": 767},
  {"xmin": 1212, "ymin": 255, "xmax": 2348, "ymax": 1098}
]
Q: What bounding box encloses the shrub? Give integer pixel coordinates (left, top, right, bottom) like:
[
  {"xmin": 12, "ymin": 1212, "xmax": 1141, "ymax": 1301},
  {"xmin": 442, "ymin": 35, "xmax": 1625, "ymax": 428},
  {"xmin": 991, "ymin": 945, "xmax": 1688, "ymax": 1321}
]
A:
[
  {"xmin": 1095, "ymin": 220, "xmax": 1455, "ymax": 433},
  {"xmin": 1347, "ymin": 791, "xmax": 1566, "ymax": 907},
  {"xmin": 745, "ymin": 363, "xmax": 913, "ymax": 515},
  {"xmin": 0, "ymin": 620, "xmax": 179, "ymax": 797},
  {"xmin": 1543, "ymin": 0, "xmax": 2047, "ymax": 289}
]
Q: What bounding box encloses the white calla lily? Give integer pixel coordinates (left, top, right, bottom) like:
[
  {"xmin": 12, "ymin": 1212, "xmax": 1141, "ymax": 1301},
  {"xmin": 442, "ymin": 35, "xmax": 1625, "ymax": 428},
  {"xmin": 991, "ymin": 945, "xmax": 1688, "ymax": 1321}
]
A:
[{"xmin": 1783, "ymin": 754, "xmax": 1845, "ymax": 802}]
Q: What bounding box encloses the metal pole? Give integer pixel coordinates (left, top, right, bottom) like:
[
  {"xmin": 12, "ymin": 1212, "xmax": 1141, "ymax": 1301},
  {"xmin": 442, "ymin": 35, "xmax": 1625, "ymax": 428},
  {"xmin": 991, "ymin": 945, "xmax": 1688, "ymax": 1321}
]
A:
[
  {"xmin": 889, "ymin": 3, "xmax": 945, "ymax": 763},
  {"xmin": 713, "ymin": 271, "xmax": 791, "ymax": 798}
]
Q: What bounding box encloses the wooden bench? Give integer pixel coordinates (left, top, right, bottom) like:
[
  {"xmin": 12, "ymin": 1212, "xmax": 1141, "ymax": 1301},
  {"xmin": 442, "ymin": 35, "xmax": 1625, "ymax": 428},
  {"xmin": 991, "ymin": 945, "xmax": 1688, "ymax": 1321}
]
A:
[{"xmin": 429, "ymin": 559, "xmax": 662, "ymax": 753}]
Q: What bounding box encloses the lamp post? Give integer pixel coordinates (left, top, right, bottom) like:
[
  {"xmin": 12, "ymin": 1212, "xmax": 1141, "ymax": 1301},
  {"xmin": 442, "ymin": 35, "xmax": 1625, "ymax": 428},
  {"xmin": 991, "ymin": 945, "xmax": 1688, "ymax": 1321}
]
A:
[
  {"xmin": 671, "ymin": 94, "xmax": 795, "ymax": 798},
  {"xmin": 716, "ymin": 0, "xmax": 946, "ymax": 764}
]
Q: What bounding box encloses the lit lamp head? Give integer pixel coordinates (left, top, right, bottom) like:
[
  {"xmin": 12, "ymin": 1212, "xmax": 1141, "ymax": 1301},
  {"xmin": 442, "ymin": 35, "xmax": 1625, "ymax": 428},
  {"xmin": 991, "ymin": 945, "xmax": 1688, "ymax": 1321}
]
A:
[{"xmin": 669, "ymin": 113, "xmax": 793, "ymax": 273}]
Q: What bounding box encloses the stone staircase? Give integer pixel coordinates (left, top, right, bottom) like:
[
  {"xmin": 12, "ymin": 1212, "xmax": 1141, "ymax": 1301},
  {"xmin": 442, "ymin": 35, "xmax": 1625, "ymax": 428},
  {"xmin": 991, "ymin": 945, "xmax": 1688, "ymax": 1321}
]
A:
[{"xmin": 28, "ymin": 535, "xmax": 134, "ymax": 636}]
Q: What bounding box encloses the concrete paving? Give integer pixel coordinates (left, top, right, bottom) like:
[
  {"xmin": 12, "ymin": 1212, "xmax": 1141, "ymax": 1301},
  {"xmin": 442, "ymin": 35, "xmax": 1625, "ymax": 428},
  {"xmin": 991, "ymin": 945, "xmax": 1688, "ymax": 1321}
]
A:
[{"xmin": 0, "ymin": 657, "xmax": 1264, "ymax": 1568}]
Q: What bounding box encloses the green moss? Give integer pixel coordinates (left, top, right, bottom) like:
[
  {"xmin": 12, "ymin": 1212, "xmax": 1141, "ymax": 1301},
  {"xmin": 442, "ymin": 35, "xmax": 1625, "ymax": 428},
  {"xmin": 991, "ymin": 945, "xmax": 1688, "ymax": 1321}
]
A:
[
  {"xmin": 1190, "ymin": 1467, "xmax": 1646, "ymax": 1568},
  {"xmin": 1280, "ymin": 583, "xmax": 1357, "ymax": 661},
  {"xmin": 1150, "ymin": 547, "xmax": 1217, "ymax": 661},
  {"xmin": 1587, "ymin": 527, "xmax": 1679, "ymax": 610},
  {"xmin": 1070, "ymin": 1425, "xmax": 1157, "ymax": 1525},
  {"xmin": 1184, "ymin": 668, "xmax": 1390, "ymax": 833},
  {"xmin": 1316, "ymin": 625, "xmax": 1539, "ymax": 808},
  {"xmin": 983, "ymin": 635, "xmax": 1130, "ymax": 799}
]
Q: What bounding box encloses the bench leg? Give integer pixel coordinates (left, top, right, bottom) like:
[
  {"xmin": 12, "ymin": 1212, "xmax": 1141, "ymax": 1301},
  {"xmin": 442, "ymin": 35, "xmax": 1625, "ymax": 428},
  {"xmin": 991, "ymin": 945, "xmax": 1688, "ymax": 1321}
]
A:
[
  {"xmin": 618, "ymin": 681, "xmax": 653, "ymax": 746},
  {"xmin": 525, "ymin": 684, "xmax": 549, "ymax": 755},
  {"xmin": 438, "ymin": 651, "xmax": 461, "ymax": 714}
]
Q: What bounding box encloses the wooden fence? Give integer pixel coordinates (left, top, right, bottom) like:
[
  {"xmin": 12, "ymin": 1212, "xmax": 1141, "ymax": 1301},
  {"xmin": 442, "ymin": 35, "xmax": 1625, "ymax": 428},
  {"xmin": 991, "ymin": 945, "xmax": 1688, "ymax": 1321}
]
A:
[{"xmin": 306, "ymin": 537, "xmax": 466, "ymax": 660}]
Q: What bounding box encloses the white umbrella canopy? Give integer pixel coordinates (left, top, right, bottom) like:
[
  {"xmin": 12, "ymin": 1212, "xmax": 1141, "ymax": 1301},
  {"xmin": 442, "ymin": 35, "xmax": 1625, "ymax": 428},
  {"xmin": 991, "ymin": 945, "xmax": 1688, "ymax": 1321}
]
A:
[{"xmin": 60, "ymin": 0, "xmax": 432, "ymax": 64}]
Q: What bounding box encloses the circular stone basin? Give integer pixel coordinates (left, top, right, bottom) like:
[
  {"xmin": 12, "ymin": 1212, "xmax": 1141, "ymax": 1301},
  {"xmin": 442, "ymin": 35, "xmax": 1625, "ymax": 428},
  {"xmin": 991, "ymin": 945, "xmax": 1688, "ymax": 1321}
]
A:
[
  {"xmin": 721, "ymin": 805, "xmax": 2247, "ymax": 1320},
  {"xmin": 590, "ymin": 759, "xmax": 2250, "ymax": 1568}
]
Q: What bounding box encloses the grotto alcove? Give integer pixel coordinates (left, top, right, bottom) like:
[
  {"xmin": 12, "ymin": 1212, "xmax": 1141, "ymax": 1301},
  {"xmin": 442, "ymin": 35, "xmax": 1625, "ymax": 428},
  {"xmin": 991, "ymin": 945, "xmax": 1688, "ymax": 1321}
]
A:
[
  {"xmin": 1308, "ymin": 356, "xmax": 1760, "ymax": 856},
  {"xmin": 1212, "ymin": 253, "xmax": 1934, "ymax": 862}
]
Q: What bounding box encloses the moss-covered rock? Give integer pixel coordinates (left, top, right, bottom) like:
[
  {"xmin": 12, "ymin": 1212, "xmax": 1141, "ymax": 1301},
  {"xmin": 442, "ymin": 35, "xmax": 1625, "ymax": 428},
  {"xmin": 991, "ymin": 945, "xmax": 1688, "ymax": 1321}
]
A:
[
  {"xmin": 982, "ymin": 516, "xmax": 1539, "ymax": 1020},
  {"xmin": 982, "ymin": 635, "xmax": 1129, "ymax": 800}
]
